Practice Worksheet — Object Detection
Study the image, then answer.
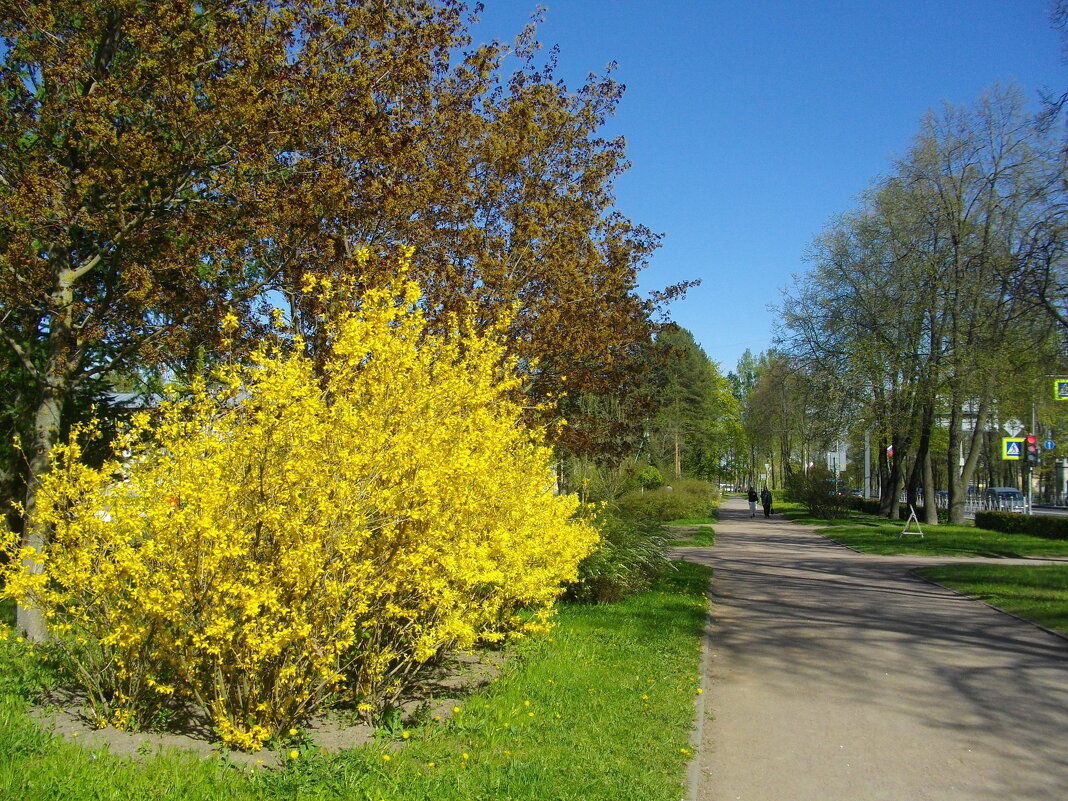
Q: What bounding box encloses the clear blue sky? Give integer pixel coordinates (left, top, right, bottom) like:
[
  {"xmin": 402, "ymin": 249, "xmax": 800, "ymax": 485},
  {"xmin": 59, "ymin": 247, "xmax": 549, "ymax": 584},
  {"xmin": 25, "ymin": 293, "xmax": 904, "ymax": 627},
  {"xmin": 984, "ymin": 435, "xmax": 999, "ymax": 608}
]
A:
[{"xmin": 472, "ymin": 1, "xmax": 1067, "ymax": 373}]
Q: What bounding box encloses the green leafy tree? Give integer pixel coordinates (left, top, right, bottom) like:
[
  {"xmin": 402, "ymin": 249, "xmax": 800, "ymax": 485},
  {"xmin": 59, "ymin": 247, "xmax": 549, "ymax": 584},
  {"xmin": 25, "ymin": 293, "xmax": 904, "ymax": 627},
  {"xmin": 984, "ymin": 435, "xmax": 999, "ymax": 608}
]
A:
[
  {"xmin": 0, "ymin": 1, "xmax": 682, "ymax": 639},
  {"xmin": 727, "ymin": 348, "xmax": 761, "ymax": 485},
  {"xmin": 779, "ymin": 84, "xmax": 1064, "ymax": 523},
  {"xmin": 640, "ymin": 324, "xmax": 736, "ymax": 481},
  {"xmin": 746, "ymin": 351, "xmax": 841, "ymax": 489}
]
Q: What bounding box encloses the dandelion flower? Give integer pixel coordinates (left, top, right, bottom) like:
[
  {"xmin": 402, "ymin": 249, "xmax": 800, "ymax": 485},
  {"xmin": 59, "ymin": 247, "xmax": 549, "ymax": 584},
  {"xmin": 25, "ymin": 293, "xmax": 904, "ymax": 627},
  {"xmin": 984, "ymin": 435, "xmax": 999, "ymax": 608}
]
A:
[
  {"xmin": 289, "ymin": 749, "xmax": 299, "ymax": 760},
  {"xmin": 289, "ymin": 728, "xmax": 298, "ymax": 736},
  {"xmin": 382, "ymin": 754, "xmax": 391, "ymax": 762},
  {"xmin": 402, "ymin": 731, "xmax": 410, "ymax": 740}
]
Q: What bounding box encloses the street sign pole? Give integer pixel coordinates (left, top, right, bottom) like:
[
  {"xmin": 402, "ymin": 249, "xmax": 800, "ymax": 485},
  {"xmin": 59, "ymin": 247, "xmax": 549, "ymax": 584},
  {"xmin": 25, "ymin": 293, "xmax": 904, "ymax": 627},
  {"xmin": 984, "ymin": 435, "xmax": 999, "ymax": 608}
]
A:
[
  {"xmin": 1027, "ymin": 460, "xmax": 1033, "ymax": 515},
  {"xmin": 1021, "ymin": 461, "xmax": 1029, "ymax": 516},
  {"xmin": 1032, "ymin": 405, "xmax": 1037, "ymax": 514}
]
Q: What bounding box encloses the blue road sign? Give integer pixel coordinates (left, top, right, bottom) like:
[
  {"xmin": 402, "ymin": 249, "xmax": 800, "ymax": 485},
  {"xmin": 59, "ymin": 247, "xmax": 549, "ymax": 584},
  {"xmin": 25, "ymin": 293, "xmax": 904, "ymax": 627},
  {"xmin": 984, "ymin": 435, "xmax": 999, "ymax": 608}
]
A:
[
  {"xmin": 1046, "ymin": 439, "xmax": 1056, "ymax": 451},
  {"xmin": 1002, "ymin": 438, "xmax": 1024, "ymax": 460}
]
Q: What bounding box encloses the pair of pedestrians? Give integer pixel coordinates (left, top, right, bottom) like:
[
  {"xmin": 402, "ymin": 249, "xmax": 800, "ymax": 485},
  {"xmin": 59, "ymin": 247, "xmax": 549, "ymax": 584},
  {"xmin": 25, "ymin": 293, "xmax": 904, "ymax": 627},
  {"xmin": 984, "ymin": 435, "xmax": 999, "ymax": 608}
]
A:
[{"xmin": 746, "ymin": 486, "xmax": 773, "ymax": 518}]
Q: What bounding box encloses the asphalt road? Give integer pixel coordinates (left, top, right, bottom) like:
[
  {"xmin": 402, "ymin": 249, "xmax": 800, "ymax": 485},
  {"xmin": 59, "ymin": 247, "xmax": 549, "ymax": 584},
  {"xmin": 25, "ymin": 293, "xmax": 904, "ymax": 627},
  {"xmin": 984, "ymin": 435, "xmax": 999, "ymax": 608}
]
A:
[{"xmin": 675, "ymin": 498, "xmax": 1068, "ymax": 801}]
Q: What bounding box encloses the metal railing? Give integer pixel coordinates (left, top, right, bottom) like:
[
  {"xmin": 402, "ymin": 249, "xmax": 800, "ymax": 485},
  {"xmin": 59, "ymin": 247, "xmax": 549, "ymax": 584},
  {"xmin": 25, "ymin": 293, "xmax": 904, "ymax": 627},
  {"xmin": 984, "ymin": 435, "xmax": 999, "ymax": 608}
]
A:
[{"xmin": 900, "ymin": 492, "xmax": 1023, "ymax": 514}]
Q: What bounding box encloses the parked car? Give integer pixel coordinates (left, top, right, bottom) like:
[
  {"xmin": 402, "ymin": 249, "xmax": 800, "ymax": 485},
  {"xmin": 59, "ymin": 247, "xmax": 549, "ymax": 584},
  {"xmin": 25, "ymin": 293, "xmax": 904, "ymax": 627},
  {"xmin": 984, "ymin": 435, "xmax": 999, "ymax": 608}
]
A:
[{"xmin": 983, "ymin": 487, "xmax": 1025, "ymax": 513}]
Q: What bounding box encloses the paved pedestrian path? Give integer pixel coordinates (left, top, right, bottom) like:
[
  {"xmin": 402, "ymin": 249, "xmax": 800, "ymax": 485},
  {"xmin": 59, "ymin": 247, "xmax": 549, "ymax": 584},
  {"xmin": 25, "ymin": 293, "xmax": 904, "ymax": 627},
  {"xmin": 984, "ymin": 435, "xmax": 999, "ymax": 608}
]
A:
[{"xmin": 673, "ymin": 497, "xmax": 1068, "ymax": 801}]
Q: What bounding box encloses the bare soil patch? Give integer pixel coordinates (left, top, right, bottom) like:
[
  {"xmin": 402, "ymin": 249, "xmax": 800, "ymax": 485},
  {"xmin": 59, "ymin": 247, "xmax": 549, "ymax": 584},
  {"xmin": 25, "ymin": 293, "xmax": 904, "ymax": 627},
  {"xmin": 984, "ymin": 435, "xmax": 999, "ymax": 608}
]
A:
[{"xmin": 29, "ymin": 649, "xmax": 509, "ymax": 769}]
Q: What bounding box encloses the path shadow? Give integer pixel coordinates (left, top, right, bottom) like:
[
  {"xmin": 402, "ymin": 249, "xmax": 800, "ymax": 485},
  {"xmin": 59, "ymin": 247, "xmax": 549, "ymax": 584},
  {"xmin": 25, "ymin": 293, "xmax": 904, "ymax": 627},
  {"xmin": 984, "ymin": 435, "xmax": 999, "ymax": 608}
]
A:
[{"xmin": 686, "ymin": 500, "xmax": 1068, "ymax": 798}]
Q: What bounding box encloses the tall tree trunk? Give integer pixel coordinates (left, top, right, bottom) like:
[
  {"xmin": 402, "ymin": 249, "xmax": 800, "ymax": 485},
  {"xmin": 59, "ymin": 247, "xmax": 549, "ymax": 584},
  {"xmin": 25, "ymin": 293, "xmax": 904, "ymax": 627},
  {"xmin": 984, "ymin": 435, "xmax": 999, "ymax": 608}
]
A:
[
  {"xmin": 947, "ymin": 398, "xmax": 988, "ymax": 525},
  {"xmin": 879, "ymin": 438, "xmax": 901, "ymax": 518},
  {"xmin": 18, "ymin": 390, "xmax": 63, "ymax": 643},
  {"xmin": 17, "ymin": 267, "xmax": 83, "ymax": 642},
  {"xmin": 779, "ymin": 430, "xmax": 791, "ymax": 490},
  {"xmin": 923, "ymin": 450, "xmax": 938, "ymax": 524},
  {"xmin": 905, "ymin": 456, "xmax": 922, "ymax": 511},
  {"xmin": 883, "ymin": 457, "xmax": 904, "ymax": 520},
  {"xmin": 908, "ymin": 401, "xmax": 937, "ymax": 523}
]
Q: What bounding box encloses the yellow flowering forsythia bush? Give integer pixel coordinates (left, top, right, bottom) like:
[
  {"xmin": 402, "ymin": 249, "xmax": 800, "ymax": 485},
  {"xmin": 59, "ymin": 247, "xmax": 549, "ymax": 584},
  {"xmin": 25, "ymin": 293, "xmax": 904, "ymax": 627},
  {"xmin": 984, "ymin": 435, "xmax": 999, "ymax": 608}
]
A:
[{"xmin": 2, "ymin": 276, "xmax": 597, "ymax": 750}]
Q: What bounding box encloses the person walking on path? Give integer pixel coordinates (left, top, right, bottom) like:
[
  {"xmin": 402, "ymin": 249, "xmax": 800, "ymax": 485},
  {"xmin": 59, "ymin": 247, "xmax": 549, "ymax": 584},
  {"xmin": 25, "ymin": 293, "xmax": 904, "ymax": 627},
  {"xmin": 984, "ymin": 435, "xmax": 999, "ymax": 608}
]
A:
[
  {"xmin": 746, "ymin": 486, "xmax": 758, "ymax": 517},
  {"xmin": 760, "ymin": 486, "xmax": 772, "ymax": 518}
]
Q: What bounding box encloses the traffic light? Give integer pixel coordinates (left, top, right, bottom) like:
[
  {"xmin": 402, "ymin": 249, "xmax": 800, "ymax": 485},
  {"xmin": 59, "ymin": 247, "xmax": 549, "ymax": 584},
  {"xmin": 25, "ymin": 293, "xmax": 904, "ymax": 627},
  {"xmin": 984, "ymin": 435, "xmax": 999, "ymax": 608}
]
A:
[{"xmin": 1026, "ymin": 434, "xmax": 1040, "ymax": 464}]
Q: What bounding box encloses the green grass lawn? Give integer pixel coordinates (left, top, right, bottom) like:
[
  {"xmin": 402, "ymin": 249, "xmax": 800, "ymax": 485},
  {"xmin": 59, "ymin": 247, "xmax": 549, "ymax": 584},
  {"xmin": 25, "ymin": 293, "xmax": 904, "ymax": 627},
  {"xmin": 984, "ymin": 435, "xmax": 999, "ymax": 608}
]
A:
[
  {"xmin": 0, "ymin": 563, "xmax": 711, "ymax": 801},
  {"xmin": 664, "ymin": 517, "xmax": 715, "ymax": 547},
  {"xmin": 915, "ymin": 564, "xmax": 1068, "ymax": 636},
  {"xmin": 664, "ymin": 517, "xmax": 716, "ymax": 526},
  {"xmin": 779, "ymin": 504, "xmax": 1068, "ymax": 558}
]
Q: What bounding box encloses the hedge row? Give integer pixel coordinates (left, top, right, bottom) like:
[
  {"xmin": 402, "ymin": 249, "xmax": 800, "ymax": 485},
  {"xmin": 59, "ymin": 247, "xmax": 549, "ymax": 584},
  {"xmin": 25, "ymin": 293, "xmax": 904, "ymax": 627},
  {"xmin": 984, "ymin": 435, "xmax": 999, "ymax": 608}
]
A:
[
  {"xmin": 974, "ymin": 511, "xmax": 1068, "ymax": 540},
  {"xmin": 616, "ymin": 480, "xmax": 719, "ymax": 523},
  {"xmin": 847, "ymin": 497, "xmax": 882, "ymax": 516},
  {"xmin": 844, "ymin": 500, "xmax": 1068, "ymax": 537},
  {"xmin": 844, "ymin": 497, "xmax": 934, "ymax": 521}
]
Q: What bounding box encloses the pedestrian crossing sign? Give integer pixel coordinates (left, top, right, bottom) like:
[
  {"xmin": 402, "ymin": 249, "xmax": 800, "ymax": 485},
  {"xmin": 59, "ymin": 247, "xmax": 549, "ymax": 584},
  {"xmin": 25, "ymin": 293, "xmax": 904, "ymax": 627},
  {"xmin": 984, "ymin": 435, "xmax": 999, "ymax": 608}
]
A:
[
  {"xmin": 1055, "ymin": 379, "xmax": 1068, "ymax": 401},
  {"xmin": 1002, "ymin": 437, "xmax": 1025, "ymax": 460}
]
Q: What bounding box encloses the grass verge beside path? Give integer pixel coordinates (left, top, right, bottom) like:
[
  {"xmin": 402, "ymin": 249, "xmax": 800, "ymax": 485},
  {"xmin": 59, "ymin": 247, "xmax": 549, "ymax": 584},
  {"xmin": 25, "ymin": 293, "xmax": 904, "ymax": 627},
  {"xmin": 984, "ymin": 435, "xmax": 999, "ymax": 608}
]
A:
[
  {"xmin": 778, "ymin": 502, "xmax": 1068, "ymax": 558},
  {"xmin": 915, "ymin": 564, "xmax": 1068, "ymax": 637},
  {"xmin": 0, "ymin": 563, "xmax": 711, "ymax": 801},
  {"xmin": 665, "ymin": 516, "xmax": 716, "ymax": 547}
]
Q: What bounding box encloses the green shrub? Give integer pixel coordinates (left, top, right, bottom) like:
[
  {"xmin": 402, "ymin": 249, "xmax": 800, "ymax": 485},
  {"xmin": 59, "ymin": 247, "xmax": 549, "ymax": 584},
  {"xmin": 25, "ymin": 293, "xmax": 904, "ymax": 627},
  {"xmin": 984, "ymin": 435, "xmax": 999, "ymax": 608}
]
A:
[
  {"xmin": 846, "ymin": 496, "xmax": 883, "ymax": 516},
  {"xmin": 635, "ymin": 464, "xmax": 664, "ymax": 491},
  {"xmin": 567, "ymin": 511, "xmax": 668, "ymax": 603},
  {"xmin": 839, "ymin": 496, "xmax": 936, "ymax": 521},
  {"xmin": 615, "ymin": 479, "xmax": 719, "ymax": 523},
  {"xmin": 784, "ymin": 466, "xmax": 849, "ymax": 519},
  {"xmin": 975, "ymin": 511, "xmax": 1068, "ymax": 540}
]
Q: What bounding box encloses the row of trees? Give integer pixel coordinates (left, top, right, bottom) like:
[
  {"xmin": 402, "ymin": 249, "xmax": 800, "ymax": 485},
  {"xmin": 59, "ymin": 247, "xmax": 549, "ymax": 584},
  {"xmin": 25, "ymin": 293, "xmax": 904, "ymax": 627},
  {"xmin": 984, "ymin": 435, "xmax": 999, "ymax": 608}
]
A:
[
  {"xmin": 637, "ymin": 325, "xmax": 738, "ymax": 481},
  {"xmin": 557, "ymin": 322, "xmax": 740, "ymax": 503},
  {"xmin": 725, "ymin": 348, "xmax": 838, "ymax": 490},
  {"xmin": 738, "ymin": 84, "xmax": 1068, "ymax": 521}
]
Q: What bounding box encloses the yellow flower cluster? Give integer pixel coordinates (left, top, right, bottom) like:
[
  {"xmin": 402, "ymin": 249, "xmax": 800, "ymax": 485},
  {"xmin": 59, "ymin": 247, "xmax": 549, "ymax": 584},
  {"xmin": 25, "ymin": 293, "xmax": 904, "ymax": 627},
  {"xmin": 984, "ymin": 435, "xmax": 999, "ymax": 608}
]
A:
[{"xmin": 1, "ymin": 268, "xmax": 597, "ymax": 750}]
